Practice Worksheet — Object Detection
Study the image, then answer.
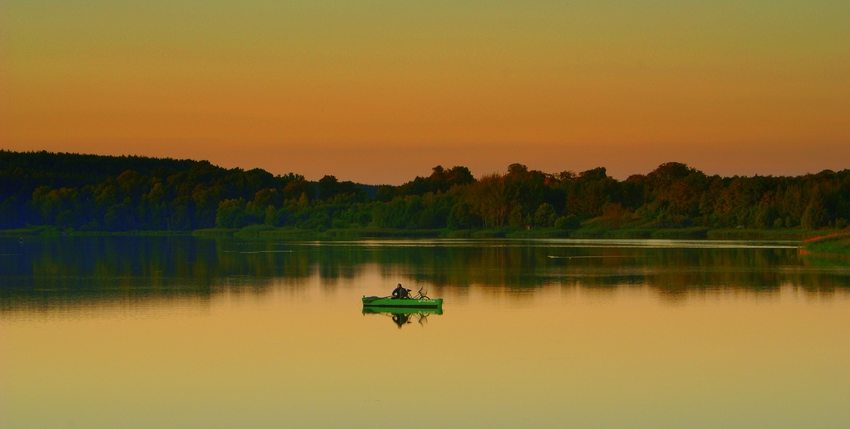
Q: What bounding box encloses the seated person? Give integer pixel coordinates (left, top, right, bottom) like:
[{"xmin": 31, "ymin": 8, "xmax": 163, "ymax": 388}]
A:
[{"xmin": 391, "ymin": 283, "xmax": 410, "ymax": 299}]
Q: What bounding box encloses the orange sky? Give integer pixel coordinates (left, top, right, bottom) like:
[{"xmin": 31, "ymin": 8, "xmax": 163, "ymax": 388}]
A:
[{"xmin": 2, "ymin": 1, "xmax": 848, "ymax": 183}]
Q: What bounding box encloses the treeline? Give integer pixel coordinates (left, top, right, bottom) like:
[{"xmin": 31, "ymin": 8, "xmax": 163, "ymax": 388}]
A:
[
  {"xmin": 0, "ymin": 150, "xmax": 359, "ymax": 230},
  {"xmin": 1, "ymin": 150, "xmax": 849, "ymax": 232}
]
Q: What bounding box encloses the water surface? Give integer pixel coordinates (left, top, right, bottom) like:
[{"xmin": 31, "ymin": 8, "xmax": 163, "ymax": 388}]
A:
[{"xmin": 2, "ymin": 237, "xmax": 849, "ymax": 428}]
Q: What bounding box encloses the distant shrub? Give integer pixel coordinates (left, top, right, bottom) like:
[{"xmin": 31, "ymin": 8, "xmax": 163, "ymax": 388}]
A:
[
  {"xmin": 235, "ymin": 224, "xmax": 275, "ymax": 237},
  {"xmin": 555, "ymin": 215, "xmax": 580, "ymax": 230}
]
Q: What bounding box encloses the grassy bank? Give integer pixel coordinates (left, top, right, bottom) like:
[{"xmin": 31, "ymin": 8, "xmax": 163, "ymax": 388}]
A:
[
  {"xmin": 228, "ymin": 225, "xmax": 445, "ymax": 239},
  {"xmin": 226, "ymin": 226, "xmax": 780, "ymax": 240},
  {"xmin": 568, "ymin": 227, "xmax": 711, "ymax": 239},
  {"xmin": 706, "ymin": 229, "xmax": 832, "ymax": 240},
  {"xmin": 803, "ymin": 233, "xmax": 850, "ymax": 257},
  {"xmin": 0, "ymin": 226, "xmax": 191, "ymax": 237}
]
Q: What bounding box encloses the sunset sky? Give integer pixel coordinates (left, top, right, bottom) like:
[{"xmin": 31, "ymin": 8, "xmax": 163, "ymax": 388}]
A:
[{"xmin": 2, "ymin": 1, "xmax": 848, "ymax": 184}]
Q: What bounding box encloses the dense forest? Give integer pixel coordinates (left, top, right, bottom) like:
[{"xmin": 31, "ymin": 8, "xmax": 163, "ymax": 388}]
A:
[{"xmin": 1, "ymin": 150, "xmax": 849, "ymax": 233}]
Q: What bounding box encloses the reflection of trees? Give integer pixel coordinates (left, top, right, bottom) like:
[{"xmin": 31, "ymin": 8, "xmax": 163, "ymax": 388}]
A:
[
  {"xmin": 365, "ymin": 242, "xmax": 842, "ymax": 298},
  {"xmin": 2, "ymin": 237, "xmax": 848, "ymax": 313}
]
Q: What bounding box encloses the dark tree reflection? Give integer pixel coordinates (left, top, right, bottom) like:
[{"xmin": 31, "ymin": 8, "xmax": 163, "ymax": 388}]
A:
[{"xmin": 2, "ymin": 237, "xmax": 848, "ymax": 313}]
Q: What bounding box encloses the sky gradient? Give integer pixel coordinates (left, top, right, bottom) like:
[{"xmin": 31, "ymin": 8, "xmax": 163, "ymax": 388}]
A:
[{"xmin": 2, "ymin": 1, "xmax": 849, "ymax": 184}]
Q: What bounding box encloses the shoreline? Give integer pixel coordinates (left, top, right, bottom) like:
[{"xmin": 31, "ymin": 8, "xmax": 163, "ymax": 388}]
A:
[
  {"xmin": 3, "ymin": 225, "xmax": 843, "ymax": 241},
  {"xmin": 802, "ymin": 232, "xmax": 850, "ymax": 258}
]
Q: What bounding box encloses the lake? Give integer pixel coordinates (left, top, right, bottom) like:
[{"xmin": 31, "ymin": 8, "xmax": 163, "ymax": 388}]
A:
[{"xmin": 2, "ymin": 236, "xmax": 849, "ymax": 428}]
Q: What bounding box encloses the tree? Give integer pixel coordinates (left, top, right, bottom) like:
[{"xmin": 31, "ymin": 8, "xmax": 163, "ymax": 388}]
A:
[
  {"xmin": 318, "ymin": 175, "xmax": 340, "ymax": 200},
  {"xmin": 554, "ymin": 215, "xmax": 580, "ymax": 229},
  {"xmin": 216, "ymin": 198, "xmax": 246, "ymax": 228},
  {"xmin": 533, "ymin": 203, "xmax": 556, "ymax": 227},
  {"xmin": 447, "ymin": 199, "xmax": 477, "ymax": 229},
  {"xmin": 801, "ymin": 188, "xmax": 826, "ymax": 230}
]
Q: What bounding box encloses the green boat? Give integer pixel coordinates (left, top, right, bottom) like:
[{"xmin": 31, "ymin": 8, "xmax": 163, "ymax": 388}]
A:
[
  {"xmin": 361, "ymin": 297, "xmax": 444, "ymax": 310},
  {"xmin": 364, "ymin": 286, "xmax": 442, "ymax": 309},
  {"xmin": 362, "ymin": 296, "xmax": 443, "ymax": 309},
  {"xmin": 362, "ymin": 306, "xmax": 443, "ymax": 316}
]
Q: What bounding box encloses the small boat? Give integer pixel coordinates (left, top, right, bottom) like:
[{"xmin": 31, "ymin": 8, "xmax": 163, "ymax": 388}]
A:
[
  {"xmin": 362, "ymin": 306, "xmax": 443, "ymax": 315},
  {"xmin": 363, "ymin": 287, "xmax": 442, "ymax": 309},
  {"xmin": 362, "ymin": 296, "xmax": 443, "ymax": 309}
]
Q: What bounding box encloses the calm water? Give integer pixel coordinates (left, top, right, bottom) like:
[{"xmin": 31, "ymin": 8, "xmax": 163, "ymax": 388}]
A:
[{"xmin": 2, "ymin": 237, "xmax": 849, "ymax": 428}]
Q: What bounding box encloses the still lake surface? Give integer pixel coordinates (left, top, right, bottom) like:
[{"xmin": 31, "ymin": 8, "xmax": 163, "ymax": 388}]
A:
[{"xmin": 2, "ymin": 236, "xmax": 849, "ymax": 428}]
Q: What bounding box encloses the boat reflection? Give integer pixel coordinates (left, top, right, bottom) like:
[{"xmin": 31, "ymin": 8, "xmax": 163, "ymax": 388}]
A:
[{"xmin": 362, "ymin": 307, "xmax": 443, "ymax": 329}]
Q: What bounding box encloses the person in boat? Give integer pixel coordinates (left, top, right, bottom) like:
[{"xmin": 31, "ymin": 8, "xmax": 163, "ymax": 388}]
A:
[{"xmin": 391, "ymin": 283, "xmax": 410, "ymax": 299}]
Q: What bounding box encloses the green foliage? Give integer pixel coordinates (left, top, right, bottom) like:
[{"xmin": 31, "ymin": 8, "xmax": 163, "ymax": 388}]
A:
[
  {"xmin": 554, "ymin": 215, "xmax": 580, "ymax": 230},
  {"xmin": 234, "ymin": 224, "xmax": 276, "ymax": 237},
  {"xmin": 533, "ymin": 203, "xmax": 556, "ymax": 227},
  {"xmin": 2, "ymin": 151, "xmax": 309, "ymax": 231},
  {"xmin": 394, "ymin": 165, "xmax": 474, "ymax": 197},
  {"xmin": 447, "ymin": 199, "xmax": 478, "ymax": 229},
  {"xmin": 216, "ymin": 198, "xmax": 246, "ymax": 228},
  {"xmin": 318, "ymin": 175, "xmax": 366, "ymax": 201},
  {"xmin": 508, "ymin": 205, "xmax": 525, "ymax": 228},
  {"xmin": 801, "ymin": 187, "xmax": 826, "ymax": 230},
  {"xmin": 192, "ymin": 228, "xmax": 236, "ymax": 237},
  {"xmin": 3, "ymin": 150, "xmax": 850, "ymax": 236},
  {"xmin": 805, "ymin": 234, "xmax": 850, "ymax": 257},
  {"xmin": 376, "ymin": 185, "xmax": 395, "ymax": 202}
]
